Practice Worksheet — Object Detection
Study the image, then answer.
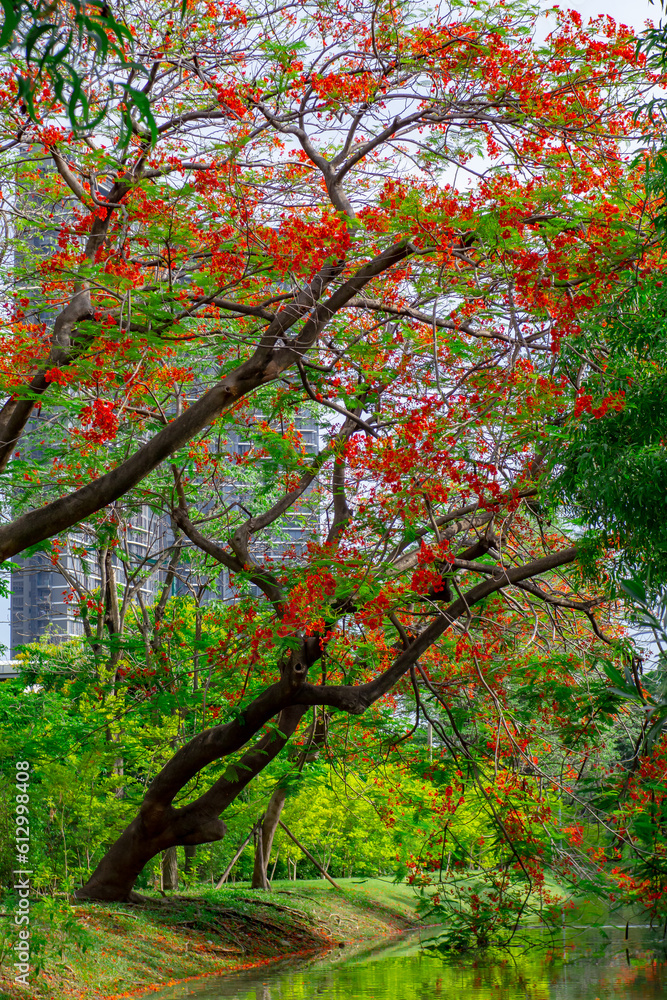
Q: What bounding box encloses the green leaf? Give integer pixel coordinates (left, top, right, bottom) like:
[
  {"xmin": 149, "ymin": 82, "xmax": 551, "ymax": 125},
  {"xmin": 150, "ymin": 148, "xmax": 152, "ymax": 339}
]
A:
[
  {"xmin": 122, "ymin": 84, "xmax": 158, "ymax": 145},
  {"xmin": 602, "ymin": 662, "xmax": 640, "ymax": 700},
  {"xmin": 620, "ymin": 577, "xmax": 648, "ymax": 605},
  {"xmin": 74, "ymin": 14, "xmax": 109, "ymax": 60},
  {"xmin": 25, "ymin": 22, "xmax": 56, "ymax": 65},
  {"xmin": 0, "ymin": 0, "xmax": 20, "ymax": 48}
]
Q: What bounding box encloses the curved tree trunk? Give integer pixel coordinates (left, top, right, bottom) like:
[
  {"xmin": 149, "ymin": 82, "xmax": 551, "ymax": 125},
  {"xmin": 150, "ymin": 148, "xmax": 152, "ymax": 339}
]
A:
[
  {"xmin": 251, "ymin": 786, "xmax": 287, "ymax": 889},
  {"xmin": 71, "ymin": 548, "xmax": 575, "ymax": 903},
  {"xmin": 75, "ymin": 704, "xmax": 308, "ymax": 901}
]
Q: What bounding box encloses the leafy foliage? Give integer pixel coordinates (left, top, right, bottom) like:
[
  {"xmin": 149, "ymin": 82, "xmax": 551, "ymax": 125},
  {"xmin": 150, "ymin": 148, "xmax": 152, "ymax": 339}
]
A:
[
  {"xmin": 0, "ymin": 0, "xmax": 156, "ymax": 140},
  {"xmin": 554, "ymin": 282, "xmax": 667, "ymax": 589}
]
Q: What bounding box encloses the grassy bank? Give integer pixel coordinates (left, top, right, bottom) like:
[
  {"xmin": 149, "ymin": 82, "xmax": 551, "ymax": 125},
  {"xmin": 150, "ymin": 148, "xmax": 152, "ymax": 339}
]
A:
[{"xmin": 0, "ymin": 879, "xmax": 420, "ymax": 1000}]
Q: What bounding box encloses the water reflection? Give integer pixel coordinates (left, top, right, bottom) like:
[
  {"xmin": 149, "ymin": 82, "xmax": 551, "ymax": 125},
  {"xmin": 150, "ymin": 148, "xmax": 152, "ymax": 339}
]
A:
[{"xmin": 151, "ymin": 925, "xmax": 667, "ymax": 1000}]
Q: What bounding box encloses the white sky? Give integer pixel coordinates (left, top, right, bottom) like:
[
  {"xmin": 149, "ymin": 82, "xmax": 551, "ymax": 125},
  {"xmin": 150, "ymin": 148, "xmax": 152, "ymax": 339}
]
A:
[
  {"xmin": 0, "ymin": 0, "xmax": 659, "ymax": 657},
  {"xmin": 568, "ymin": 0, "xmax": 656, "ymax": 31}
]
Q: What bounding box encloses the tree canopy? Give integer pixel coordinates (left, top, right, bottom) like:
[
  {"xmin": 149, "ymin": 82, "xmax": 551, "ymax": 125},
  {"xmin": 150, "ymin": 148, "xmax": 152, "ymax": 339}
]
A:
[{"xmin": 0, "ymin": 0, "xmax": 666, "ymax": 910}]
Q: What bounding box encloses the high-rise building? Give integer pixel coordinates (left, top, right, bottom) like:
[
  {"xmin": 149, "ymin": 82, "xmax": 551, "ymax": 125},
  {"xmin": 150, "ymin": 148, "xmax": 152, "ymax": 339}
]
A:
[
  {"xmin": 9, "ymin": 508, "xmax": 171, "ymax": 654},
  {"xmin": 177, "ymin": 412, "xmax": 320, "ymax": 605},
  {"xmin": 10, "ymin": 415, "xmax": 319, "ymax": 652},
  {"xmin": 7, "ymin": 158, "xmax": 321, "ymax": 648}
]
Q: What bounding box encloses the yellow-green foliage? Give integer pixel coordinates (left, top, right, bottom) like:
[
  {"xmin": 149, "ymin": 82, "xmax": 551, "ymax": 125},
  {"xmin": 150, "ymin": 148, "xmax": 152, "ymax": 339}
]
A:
[
  {"xmin": 260, "ymin": 764, "xmax": 496, "ymax": 880},
  {"xmin": 279, "ymin": 770, "xmax": 397, "ymax": 877}
]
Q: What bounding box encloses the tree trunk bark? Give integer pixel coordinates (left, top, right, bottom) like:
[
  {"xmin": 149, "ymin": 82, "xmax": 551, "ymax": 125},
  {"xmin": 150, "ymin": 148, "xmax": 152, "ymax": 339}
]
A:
[
  {"xmin": 75, "ymin": 704, "xmax": 308, "ymax": 901},
  {"xmin": 161, "ymin": 847, "xmax": 178, "ymax": 891},
  {"xmin": 67, "ymin": 549, "xmax": 574, "ymax": 902},
  {"xmin": 251, "ymin": 785, "xmax": 287, "ymax": 889},
  {"xmin": 253, "ymin": 820, "xmax": 269, "ymax": 891},
  {"xmin": 183, "ymin": 844, "xmax": 197, "ymax": 875},
  {"xmin": 0, "ymin": 247, "xmax": 416, "ymax": 564}
]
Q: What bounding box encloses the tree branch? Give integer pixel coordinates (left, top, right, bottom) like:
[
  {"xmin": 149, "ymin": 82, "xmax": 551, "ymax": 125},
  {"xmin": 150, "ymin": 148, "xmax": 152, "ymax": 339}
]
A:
[
  {"xmin": 297, "ymin": 547, "xmax": 578, "ymax": 714},
  {"xmin": 0, "ymin": 242, "xmax": 413, "ymax": 562}
]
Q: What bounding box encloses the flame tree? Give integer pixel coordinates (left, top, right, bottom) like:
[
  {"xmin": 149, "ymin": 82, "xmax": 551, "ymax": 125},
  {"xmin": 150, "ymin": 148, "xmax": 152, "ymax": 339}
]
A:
[{"xmin": 0, "ymin": 0, "xmax": 662, "ymax": 900}]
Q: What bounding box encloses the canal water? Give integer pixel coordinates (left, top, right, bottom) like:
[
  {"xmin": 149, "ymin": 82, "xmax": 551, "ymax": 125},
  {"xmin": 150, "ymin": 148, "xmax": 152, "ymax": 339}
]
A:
[{"xmin": 150, "ymin": 923, "xmax": 667, "ymax": 999}]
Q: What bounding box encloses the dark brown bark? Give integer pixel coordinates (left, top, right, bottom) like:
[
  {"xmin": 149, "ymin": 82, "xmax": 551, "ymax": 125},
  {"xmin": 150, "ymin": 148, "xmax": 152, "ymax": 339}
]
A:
[
  {"xmin": 0, "ymin": 372, "xmax": 53, "ymax": 473},
  {"xmin": 183, "ymin": 845, "xmax": 197, "ymax": 874},
  {"xmin": 140, "ymin": 641, "xmax": 320, "ymax": 819},
  {"xmin": 75, "ymin": 704, "xmax": 308, "ymax": 901}
]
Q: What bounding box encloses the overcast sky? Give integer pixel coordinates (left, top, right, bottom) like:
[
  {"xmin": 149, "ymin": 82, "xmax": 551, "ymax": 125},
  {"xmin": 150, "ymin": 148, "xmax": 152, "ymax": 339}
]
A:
[{"xmin": 569, "ymin": 0, "xmax": 656, "ymax": 30}]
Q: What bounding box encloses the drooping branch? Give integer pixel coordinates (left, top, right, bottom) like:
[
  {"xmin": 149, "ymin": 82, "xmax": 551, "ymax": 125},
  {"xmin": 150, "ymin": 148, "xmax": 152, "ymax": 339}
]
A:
[
  {"xmin": 387, "ymin": 488, "xmax": 537, "ymax": 565},
  {"xmin": 174, "ymin": 505, "xmax": 287, "ymax": 616},
  {"xmin": 75, "ymin": 704, "xmax": 309, "ymax": 901},
  {"xmin": 297, "ymin": 546, "xmax": 579, "ymax": 715},
  {"xmin": 245, "ymin": 413, "xmax": 359, "ymax": 533},
  {"xmin": 0, "ymin": 241, "xmax": 414, "ymax": 563},
  {"xmin": 295, "ymin": 357, "xmax": 379, "ymax": 437},
  {"xmin": 146, "ymin": 547, "xmax": 577, "ymax": 817},
  {"xmin": 75, "ymin": 537, "xmax": 579, "ymax": 902}
]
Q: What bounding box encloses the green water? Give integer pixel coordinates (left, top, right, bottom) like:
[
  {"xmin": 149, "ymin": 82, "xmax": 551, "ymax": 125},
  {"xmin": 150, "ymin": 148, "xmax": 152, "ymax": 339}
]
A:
[{"xmin": 151, "ymin": 925, "xmax": 667, "ymax": 1000}]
